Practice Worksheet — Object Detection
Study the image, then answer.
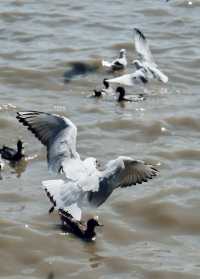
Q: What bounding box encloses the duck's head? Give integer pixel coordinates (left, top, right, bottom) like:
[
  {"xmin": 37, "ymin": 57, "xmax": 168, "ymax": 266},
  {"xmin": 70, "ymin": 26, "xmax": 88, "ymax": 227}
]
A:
[
  {"xmin": 17, "ymin": 140, "xmax": 24, "ymax": 154},
  {"xmin": 103, "ymin": 78, "xmax": 109, "ymax": 89},
  {"xmin": 85, "ymin": 217, "xmax": 103, "ymax": 240},
  {"xmin": 93, "ymin": 90, "xmax": 102, "ymax": 97},
  {"xmin": 119, "ymin": 49, "xmax": 126, "ymax": 58},
  {"xmin": 87, "ymin": 216, "xmax": 103, "ymax": 230},
  {"xmin": 116, "ymin": 87, "xmax": 125, "ymax": 102}
]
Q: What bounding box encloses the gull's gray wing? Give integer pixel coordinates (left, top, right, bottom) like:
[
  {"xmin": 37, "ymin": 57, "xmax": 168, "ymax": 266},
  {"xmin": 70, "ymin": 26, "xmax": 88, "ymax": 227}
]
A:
[
  {"xmin": 87, "ymin": 156, "xmax": 158, "ymax": 208},
  {"xmin": 16, "ymin": 111, "xmax": 79, "ymax": 172},
  {"xmin": 134, "ymin": 28, "xmax": 156, "ymax": 67}
]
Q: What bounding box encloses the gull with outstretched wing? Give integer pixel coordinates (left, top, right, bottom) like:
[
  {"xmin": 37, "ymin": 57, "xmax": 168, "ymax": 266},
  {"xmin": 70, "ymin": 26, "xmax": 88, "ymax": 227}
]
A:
[
  {"xmin": 17, "ymin": 111, "xmax": 158, "ymax": 221},
  {"xmin": 133, "ymin": 28, "xmax": 168, "ymax": 83}
]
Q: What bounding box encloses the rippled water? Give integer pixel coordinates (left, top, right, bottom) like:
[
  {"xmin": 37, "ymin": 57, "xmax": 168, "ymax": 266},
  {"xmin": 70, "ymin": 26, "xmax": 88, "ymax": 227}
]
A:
[{"xmin": 1, "ymin": 0, "xmax": 200, "ymax": 278}]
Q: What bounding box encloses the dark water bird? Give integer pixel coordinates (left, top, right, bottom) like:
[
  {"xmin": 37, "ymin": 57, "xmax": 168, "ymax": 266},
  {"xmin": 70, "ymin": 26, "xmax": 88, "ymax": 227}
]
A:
[
  {"xmin": 92, "ymin": 79, "xmax": 113, "ymax": 98},
  {"xmin": 102, "ymin": 49, "xmax": 127, "ymax": 71},
  {"xmin": 0, "ymin": 140, "xmax": 24, "ymax": 162},
  {"xmin": 116, "ymin": 87, "xmax": 146, "ymax": 102},
  {"xmin": 59, "ymin": 209, "xmax": 102, "ymax": 241},
  {"xmin": 64, "ymin": 61, "xmax": 99, "ymax": 83},
  {"xmin": 116, "ymin": 87, "xmax": 132, "ymax": 102},
  {"xmin": 16, "ymin": 111, "xmax": 159, "ymax": 221},
  {"xmin": 132, "ymin": 28, "xmax": 168, "ymax": 83}
]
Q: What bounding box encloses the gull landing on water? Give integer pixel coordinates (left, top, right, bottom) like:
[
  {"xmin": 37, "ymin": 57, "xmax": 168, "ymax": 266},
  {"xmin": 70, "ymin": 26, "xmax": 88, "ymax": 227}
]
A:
[
  {"xmin": 102, "ymin": 49, "xmax": 128, "ymax": 71},
  {"xmin": 17, "ymin": 111, "xmax": 158, "ymax": 221},
  {"xmin": 133, "ymin": 28, "xmax": 168, "ymax": 84}
]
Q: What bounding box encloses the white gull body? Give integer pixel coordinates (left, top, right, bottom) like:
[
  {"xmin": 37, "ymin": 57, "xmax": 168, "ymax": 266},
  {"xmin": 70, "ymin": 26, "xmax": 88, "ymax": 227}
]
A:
[
  {"xmin": 17, "ymin": 111, "xmax": 158, "ymax": 221},
  {"xmin": 102, "ymin": 49, "xmax": 128, "ymax": 71}
]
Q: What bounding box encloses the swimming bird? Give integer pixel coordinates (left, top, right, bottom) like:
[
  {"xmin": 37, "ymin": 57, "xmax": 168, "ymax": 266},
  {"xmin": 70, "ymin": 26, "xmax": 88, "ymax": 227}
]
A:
[
  {"xmin": 102, "ymin": 49, "xmax": 128, "ymax": 71},
  {"xmin": 59, "ymin": 209, "xmax": 102, "ymax": 241},
  {"xmin": 116, "ymin": 87, "xmax": 145, "ymax": 102},
  {"xmin": 132, "ymin": 28, "xmax": 168, "ymax": 83},
  {"xmin": 16, "ymin": 111, "xmax": 158, "ymax": 221},
  {"xmin": 0, "ymin": 140, "xmax": 24, "ymax": 162},
  {"xmin": 92, "ymin": 79, "xmax": 113, "ymax": 98}
]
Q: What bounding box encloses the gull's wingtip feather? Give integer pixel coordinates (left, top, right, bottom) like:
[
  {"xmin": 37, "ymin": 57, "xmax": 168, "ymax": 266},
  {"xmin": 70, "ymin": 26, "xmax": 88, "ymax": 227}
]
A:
[{"xmin": 134, "ymin": 27, "xmax": 146, "ymax": 40}]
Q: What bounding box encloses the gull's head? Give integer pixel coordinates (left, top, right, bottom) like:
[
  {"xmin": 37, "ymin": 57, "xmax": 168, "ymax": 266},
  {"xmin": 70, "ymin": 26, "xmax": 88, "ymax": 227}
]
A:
[
  {"xmin": 119, "ymin": 49, "xmax": 126, "ymax": 58},
  {"xmin": 132, "ymin": 59, "xmax": 143, "ymax": 69}
]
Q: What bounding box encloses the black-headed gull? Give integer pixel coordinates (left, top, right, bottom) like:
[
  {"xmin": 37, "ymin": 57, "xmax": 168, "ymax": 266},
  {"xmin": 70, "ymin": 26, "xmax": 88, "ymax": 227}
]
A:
[
  {"xmin": 102, "ymin": 49, "xmax": 127, "ymax": 71},
  {"xmin": 133, "ymin": 28, "xmax": 168, "ymax": 83},
  {"xmin": 0, "ymin": 140, "xmax": 24, "ymax": 162},
  {"xmin": 17, "ymin": 111, "xmax": 158, "ymax": 221}
]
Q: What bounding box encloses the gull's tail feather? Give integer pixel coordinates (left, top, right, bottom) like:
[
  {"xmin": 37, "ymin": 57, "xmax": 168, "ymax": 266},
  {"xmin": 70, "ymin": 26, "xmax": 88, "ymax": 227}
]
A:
[
  {"xmin": 102, "ymin": 60, "xmax": 112, "ymax": 68},
  {"xmin": 42, "ymin": 179, "xmax": 82, "ymax": 221}
]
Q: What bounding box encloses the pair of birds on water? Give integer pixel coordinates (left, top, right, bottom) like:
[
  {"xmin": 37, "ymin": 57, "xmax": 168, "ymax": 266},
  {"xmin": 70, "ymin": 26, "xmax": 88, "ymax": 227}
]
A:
[
  {"xmin": 93, "ymin": 84, "xmax": 145, "ymax": 103},
  {"xmin": 93, "ymin": 28, "xmax": 168, "ymax": 101},
  {"xmin": 16, "ymin": 111, "xmax": 159, "ymax": 241}
]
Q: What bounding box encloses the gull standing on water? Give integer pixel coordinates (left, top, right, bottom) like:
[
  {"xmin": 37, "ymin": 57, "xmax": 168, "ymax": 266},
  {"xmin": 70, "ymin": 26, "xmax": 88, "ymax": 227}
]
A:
[
  {"xmin": 17, "ymin": 111, "xmax": 158, "ymax": 221},
  {"xmin": 102, "ymin": 49, "xmax": 128, "ymax": 71}
]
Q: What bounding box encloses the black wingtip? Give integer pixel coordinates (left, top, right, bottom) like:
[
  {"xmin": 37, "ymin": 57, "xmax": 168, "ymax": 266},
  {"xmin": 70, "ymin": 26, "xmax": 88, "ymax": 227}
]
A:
[{"xmin": 134, "ymin": 28, "xmax": 146, "ymax": 40}]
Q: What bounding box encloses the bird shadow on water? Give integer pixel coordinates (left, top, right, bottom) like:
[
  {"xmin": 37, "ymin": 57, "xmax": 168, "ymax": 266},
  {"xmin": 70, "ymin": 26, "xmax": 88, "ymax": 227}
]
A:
[{"xmin": 63, "ymin": 61, "xmax": 101, "ymax": 83}]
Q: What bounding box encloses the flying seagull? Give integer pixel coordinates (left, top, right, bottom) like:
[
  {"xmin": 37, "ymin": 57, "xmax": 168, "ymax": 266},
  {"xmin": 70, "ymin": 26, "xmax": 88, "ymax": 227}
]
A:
[{"xmin": 17, "ymin": 111, "xmax": 158, "ymax": 221}]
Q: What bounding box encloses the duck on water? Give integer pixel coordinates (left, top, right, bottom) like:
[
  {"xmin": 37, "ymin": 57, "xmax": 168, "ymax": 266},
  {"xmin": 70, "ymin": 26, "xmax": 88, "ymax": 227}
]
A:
[
  {"xmin": 92, "ymin": 79, "xmax": 113, "ymax": 98},
  {"xmin": 59, "ymin": 209, "xmax": 103, "ymax": 241},
  {"xmin": 0, "ymin": 140, "xmax": 24, "ymax": 163},
  {"xmin": 116, "ymin": 87, "xmax": 146, "ymax": 103}
]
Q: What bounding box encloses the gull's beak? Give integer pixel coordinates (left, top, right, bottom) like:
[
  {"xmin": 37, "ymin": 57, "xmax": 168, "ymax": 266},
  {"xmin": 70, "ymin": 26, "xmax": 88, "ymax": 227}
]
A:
[{"xmin": 94, "ymin": 215, "xmax": 104, "ymax": 226}]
